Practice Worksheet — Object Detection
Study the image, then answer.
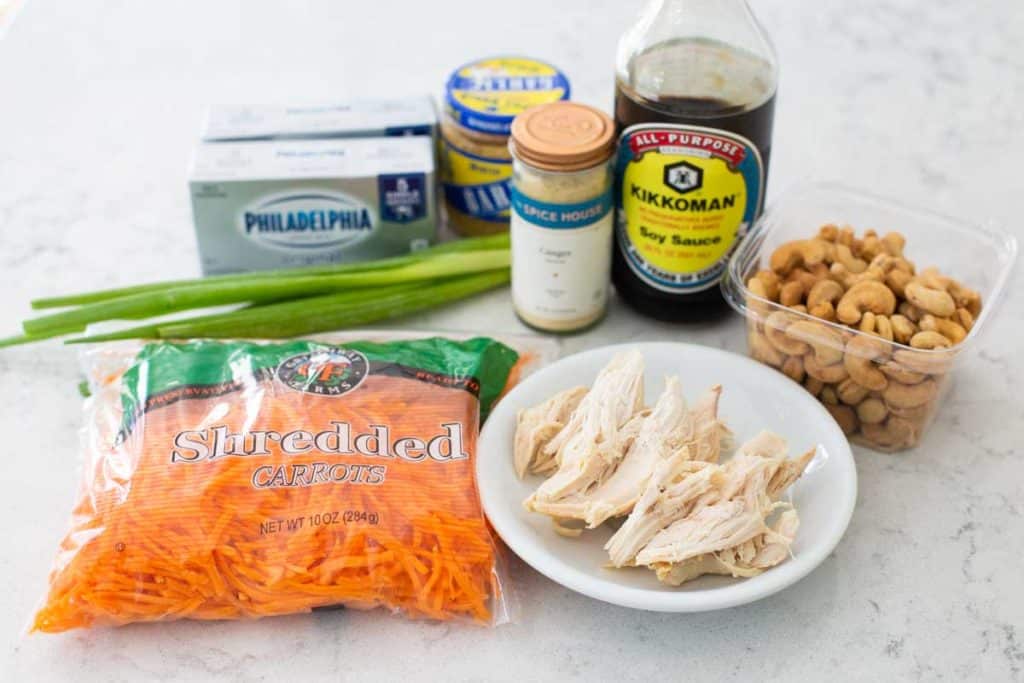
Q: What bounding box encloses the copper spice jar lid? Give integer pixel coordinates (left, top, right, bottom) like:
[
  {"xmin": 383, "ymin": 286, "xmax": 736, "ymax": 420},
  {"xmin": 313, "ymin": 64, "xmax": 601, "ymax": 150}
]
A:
[{"xmin": 509, "ymin": 102, "xmax": 615, "ymax": 172}]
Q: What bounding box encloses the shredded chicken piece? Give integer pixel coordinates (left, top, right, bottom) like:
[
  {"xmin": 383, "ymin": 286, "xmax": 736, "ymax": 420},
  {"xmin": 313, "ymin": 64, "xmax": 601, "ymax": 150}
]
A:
[
  {"xmin": 525, "ymin": 351, "xmax": 645, "ymax": 512},
  {"xmin": 513, "ymin": 386, "xmax": 588, "ymax": 478},
  {"xmin": 578, "ymin": 378, "xmax": 692, "ymax": 527},
  {"xmin": 678, "ymin": 384, "xmax": 727, "ymax": 463},
  {"xmin": 528, "ymin": 381, "xmax": 728, "ymax": 529},
  {"xmin": 635, "ymin": 496, "xmax": 775, "ymax": 566},
  {"xmin": 517, "ymin": 349, "xmax": 817, "ymax": 589},
  {"xmin": 637, "ymin": 439, "xmax": 815, "ymax": 584},
  {"xmin": 652, "ymin": 508, "xmax": 800, "ymax": 585},
  {"xmin": 605, "ymin": 455, "xmax": 720, "ymax": 567},
  {"xmin": 541, "ymin": 350, "xmax": 644, "ymax": 462}
]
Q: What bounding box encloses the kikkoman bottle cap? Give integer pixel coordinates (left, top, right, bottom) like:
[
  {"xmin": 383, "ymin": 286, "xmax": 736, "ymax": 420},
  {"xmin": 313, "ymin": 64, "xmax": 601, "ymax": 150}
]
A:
[
  {"xmin": 509, "ymin": 102, "xmax": 615, "ymax": 172},
  {"xmin": 444, "ymin": 57, "xmax": 570, "ymax": 136}
]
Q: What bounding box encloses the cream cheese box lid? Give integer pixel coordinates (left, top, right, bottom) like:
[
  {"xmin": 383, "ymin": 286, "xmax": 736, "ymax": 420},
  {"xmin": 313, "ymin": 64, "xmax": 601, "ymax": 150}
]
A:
[
  {"xmin": 201, "ymin": 97, "xmax": 437, "ymax": 141},
  {"xmin": 190, "ymin": 136, "xmax": 435, "ymax": 182}
]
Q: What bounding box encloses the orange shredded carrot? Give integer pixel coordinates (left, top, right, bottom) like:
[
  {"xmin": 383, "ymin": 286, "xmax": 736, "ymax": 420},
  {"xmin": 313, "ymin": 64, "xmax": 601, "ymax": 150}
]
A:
[{"xmin": 33, "ymin": 338, "xmax": 520, "ymax": 632}]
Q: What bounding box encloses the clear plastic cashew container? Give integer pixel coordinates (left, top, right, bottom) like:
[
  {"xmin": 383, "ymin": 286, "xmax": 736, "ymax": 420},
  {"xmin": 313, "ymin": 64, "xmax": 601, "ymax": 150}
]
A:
[{"xmin": 722, "ymin": 184, "xmax": 1016, "ymax": 452}]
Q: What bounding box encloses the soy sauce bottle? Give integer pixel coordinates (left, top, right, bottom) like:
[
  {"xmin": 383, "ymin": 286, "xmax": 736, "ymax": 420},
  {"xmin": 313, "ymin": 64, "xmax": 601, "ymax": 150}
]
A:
[{"xmin": 612, "ymin": 0, "xmax": 778, "ymax": 321}]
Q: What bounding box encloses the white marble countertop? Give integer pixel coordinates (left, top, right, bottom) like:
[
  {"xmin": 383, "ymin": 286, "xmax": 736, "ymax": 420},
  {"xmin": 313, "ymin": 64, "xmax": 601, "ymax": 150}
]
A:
[{"xmin": 1, "ymin": 0, "xmax": 1022, "ymax": 680}]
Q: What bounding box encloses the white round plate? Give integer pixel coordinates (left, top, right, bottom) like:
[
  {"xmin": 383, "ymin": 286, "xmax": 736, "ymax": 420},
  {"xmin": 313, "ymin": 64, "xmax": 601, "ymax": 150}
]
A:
[{"xmin": 478, "ymin": 342, "xmax": 857, "ymax": 612}]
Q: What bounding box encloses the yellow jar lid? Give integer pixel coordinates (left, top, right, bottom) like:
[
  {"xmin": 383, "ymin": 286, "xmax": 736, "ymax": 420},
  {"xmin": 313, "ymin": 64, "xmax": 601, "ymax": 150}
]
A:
[{"xmin": 445, "ymin": 57, "xmax": 570, "ymax": 136}]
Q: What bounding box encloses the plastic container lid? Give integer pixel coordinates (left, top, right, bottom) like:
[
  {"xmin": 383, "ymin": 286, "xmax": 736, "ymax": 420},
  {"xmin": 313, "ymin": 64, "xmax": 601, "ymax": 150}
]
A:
[
  {"xmin": 444, "ymin": 57, "xmax": 571, "ymax": 137},
  {"xmin": 509, "ymin": 102, "xmax": 615, "ymax": 172}
]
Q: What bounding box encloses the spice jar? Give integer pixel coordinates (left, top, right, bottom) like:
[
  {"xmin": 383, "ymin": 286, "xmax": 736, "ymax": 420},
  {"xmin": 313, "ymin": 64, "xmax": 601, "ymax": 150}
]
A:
[
  {"xmin": 509, "ymin": 102, "xmax": 616, "ymax": 332},
  {"xmin": 441, "ymin": 57, "xmax": 570, "ymax": 236}
]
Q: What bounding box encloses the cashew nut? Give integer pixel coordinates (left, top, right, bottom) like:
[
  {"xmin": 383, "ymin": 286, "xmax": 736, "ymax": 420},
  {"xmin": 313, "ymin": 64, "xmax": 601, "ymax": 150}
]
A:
[
  {"xmin": 919, "ymin": 314, "xmax": 967, "ymax": 345},
  {"xmin": 889, "ymin": 314, "xmax": 917, "ymax": 345},
  {"xmin": 750, "ymin": 269, "xmax": 781, "ymax": 301},
  {"xmin": 749, "ymin": 330, "xmax": 785, "ymax": 368},
  {"xmin": 807, "ymin": 279, "xmax": 844, "ymax": 310},
  {"xmin": 804, "ymin": 376, "xmax": 825, "ymax": 396},
  {"xmin": 837, "ymin": 378, "xmax": 870, "ymax": 405},
  {"xmin": 879, "ymin": 360, "xmax": 926, "ymax": 385},
  {"xmin": 807, "ymin": 262, "xmax": 831, "ymax": 279},
  {"xmin": 860, "ymin": 416, "xmax": 917, "ymax": 450},
  {"xmin": 781, "ymin": 356, "xmax": 805, "ymax": 383},
  {"xmin": 836, "ymin": 280, "xmax": 897, "ymax": 324},
  {"xmin": 874, "ymin": 315, "xmax": 894, "ymax": 342},
  {"xmin": 905, "ymin": 281, "xmax": 956, "ymax": 317},
  {"xmin": 837, "ymin": 226, "xmax": 856, "ymax": 248},
  {"xmin": 834, "ymin": 243, "xmax": 868, "ymax": 273},
  {"xmin": 859, "ymin": 311, "xmax": 877, "ymax": 334},
  {"xmin": 818, "ymin": 224, "xmax": 839, "ymax": 242},
  {"xmin": 785, "ymin": 320, "xmax": 845, "ymax": 365},
  {"xmin": 948, "ymin": 282, "xmax": 982, "ymax": 317},
  {"xmin": 898, "ymin": 301, "xmax": 923, "ymax": 322},
  {"xmin": 856, "ymin": 397, "xmax": 888, "ymax": 424},
  {"xmin": 770, "ymin": 239, "xmax": 830, "ymax": 275},
  {"xmin": 830, "ymin": 263, "xmax": 885, "ymax": 290},
  {"xmin": 789, "ymin": 304, "xmax": 808, "ymax": 314},
  {"xmin": 883, "ymin": 377, "xmax": 938, "ymax": 409},
  {"xmin": 765, "ymin": 311, "xmax": 810, "ymax": 355},
  {"xmin": 820, "ymin": 386, "xmax": 839, "ymax": 405},
  {"xmin": 954, "ymin": 307, "xmax": 975, "ymax": 331},
  {"xmin": 859, "ymin": 233, "xmax": 883, "ymax": 261},
  {"xmin": 786, "ymin": 268, "xmax": 823, "ymax": 293},
  {"xmin": 825, "ymin": 403, "xmax": 858, "ymax": 435},
  {"xmin": 804, "ymin": 354, "xmax": 849, "ymax": 383},
  {"xmin": 885, "ymin": 401, "xmax": 931, "ymax": 421},
  {"xmin": 885, "ymin": 269, "xmax": 913, "ymax": 299},
  {"xmin": 910, "ymin": 330, "xmax": 952, "ymax": 350},
  {"xmin": 880, "ymin": 231, "xmax": 906, "ymax": 256},
  {"xmin": 843, "ymin": 334, "xmax": 891, "ymax": 391},
  {"xmin": 918, "ymin": 267, "xmax": 952, "ymax": 291},
  {"xmin": 746, "ymin": 277, "xmax": 772, "ymax": 317},
  {"xmin": 809, "ymin": 301, "xmax": 837, "ymax": 321},
  {"xmin": 893, "ymin": 349, "xmax": 953, "ymax": 375},
  {"xmin": 779, "ymin": 281, "xmax": 805, "ymax": 307}
]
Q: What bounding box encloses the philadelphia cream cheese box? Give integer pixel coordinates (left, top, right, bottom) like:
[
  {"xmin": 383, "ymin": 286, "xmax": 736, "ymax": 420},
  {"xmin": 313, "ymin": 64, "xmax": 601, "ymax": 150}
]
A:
[
  {"xmin": 201, "ymin": 97, "xmax": 436, "ymax": 141},
  {"xmin": 189, "ymin": 136, "xmax": 436, "ymax": 274}
]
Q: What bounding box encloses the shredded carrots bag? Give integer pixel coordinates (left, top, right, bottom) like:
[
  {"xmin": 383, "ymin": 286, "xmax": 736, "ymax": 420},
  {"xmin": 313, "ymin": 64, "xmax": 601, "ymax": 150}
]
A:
[{"xmin": 34, "ymin": 337, "xmax": 522, "ymax": 632}]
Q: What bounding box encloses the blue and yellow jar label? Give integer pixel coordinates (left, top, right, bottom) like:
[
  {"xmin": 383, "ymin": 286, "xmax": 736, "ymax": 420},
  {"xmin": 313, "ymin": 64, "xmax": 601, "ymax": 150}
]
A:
[
  {"xmin": 445, "ymin": 57, "xmax": 570, "ymax": 135},
  {"xmin": 614, "ymin": 124, "xmax": 764, "ymax": 293},
  {"xmin": 440, "ymin": 139, "xmax": 512, "ymax": 222},
  {"xmin": 510, "ymin": 188, "xmax": 612, "ymax": 230}
]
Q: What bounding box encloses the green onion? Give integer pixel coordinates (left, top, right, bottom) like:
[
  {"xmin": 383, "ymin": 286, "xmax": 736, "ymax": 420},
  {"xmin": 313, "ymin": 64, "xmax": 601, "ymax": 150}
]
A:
[
  {"xmin": 31, "ymin": 233, "xmax": 510, "ymax": 309},
  {"xmin": 67, "ymin": 272, "xmax": 507, "ymax": 343},
  {"xmin": 23, "ymin": 250, "xmax": 509, "ymax": 338},
  {"xmin": 0, "ymin": 334, "xmax": 38, "ymax": 348},
  {"xmin": 7, "ymin": 235, "xmax": 512, "ymax": 349}
]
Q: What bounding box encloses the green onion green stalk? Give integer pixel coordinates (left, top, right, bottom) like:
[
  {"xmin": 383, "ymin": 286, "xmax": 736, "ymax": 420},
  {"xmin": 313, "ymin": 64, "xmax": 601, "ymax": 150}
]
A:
[{"xmin": 6, "ymin": 234, "xmax": 511, "ymax": 348}]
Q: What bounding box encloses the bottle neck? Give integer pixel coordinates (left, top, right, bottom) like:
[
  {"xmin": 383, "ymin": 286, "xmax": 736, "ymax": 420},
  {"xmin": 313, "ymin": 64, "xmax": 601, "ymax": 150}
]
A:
[{"xmin": 617, "ymin": 0, "xmax": 777, "ymax": 109}]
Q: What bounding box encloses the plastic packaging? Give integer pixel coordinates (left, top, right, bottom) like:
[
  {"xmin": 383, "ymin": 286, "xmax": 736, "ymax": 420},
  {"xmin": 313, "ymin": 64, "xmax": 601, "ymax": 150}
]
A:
[
  {"xmin": 32, "ymin": 334, "xmax": 552, "ymax": 632},
  {"xmin": 722, "ymin": 183, "xmax": 1017, "ymax": 451}
]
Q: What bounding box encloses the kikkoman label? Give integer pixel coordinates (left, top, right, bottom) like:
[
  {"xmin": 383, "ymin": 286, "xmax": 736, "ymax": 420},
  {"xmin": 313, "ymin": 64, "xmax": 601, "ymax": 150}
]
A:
[{"xmin": 614, "ymin": 124, "xmax": 764, "ymax": 293}]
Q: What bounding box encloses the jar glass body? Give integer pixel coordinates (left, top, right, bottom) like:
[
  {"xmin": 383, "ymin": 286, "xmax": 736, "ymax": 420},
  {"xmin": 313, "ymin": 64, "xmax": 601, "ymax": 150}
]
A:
[
  {"xmin": 509, "ymin": 156, "xmax": 615, "ymax": 333},
  {"xmin": 439, "ymin": 114, "xmax": 513, "ymax": 236}
]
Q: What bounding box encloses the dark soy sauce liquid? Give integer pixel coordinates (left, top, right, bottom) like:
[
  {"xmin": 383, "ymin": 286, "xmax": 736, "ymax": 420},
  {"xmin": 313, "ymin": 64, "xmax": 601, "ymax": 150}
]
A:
[{"xmin": 613, "ymin": 39, "xmax": 776, "ymax": 322}]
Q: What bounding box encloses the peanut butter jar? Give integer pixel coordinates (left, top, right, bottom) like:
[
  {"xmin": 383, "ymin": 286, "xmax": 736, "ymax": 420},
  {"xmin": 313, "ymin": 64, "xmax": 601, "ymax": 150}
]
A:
[{"xmin": 440, "ymin": 57, "xmax": 570, "ymax": 236}]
